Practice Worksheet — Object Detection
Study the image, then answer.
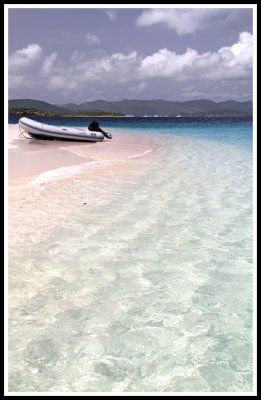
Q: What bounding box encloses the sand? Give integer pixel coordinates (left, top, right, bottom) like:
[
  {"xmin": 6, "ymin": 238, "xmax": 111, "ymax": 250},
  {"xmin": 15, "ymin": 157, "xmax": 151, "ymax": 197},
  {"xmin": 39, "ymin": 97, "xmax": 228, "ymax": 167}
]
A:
[{"xmin": 8, "ymin": 124, "xmax": 159, "ymax": 186}]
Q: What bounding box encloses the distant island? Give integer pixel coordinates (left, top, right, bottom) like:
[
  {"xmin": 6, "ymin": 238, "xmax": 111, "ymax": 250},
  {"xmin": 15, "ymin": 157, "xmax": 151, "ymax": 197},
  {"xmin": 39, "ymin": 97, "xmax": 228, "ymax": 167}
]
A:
[
  {"xmin": 8, "ymin": 107, "xmax": 125, "ymax": 117},
  {"xmin": 9, "ymin": 98, "xmax": 253, "ymax": 117}
]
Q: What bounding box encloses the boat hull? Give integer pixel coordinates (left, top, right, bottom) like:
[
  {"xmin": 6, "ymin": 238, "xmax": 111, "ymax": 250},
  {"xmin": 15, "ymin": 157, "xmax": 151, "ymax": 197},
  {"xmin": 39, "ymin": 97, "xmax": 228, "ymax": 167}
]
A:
[{"xmin": 19, "ymin": 117, "xmax": 105, "ymax": 142}]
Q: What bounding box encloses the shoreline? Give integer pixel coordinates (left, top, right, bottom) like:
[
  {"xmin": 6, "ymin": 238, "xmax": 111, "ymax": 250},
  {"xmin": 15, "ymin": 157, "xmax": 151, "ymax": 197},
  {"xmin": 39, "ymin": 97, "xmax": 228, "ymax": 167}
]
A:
[
  {"xmin": 8, "ymin": 114, "xmax": 127, "ymax": 118},
  {"xmin": 8, "ymin": 124, "xmax": 160, "ymax": 186}
]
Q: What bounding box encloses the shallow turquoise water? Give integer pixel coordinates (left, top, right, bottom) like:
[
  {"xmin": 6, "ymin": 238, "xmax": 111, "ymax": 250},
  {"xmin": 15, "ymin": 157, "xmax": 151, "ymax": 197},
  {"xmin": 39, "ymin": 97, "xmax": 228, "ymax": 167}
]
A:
[{"xmin": 8, "ymin": 118, "xmax": 254, "ymax": 393}]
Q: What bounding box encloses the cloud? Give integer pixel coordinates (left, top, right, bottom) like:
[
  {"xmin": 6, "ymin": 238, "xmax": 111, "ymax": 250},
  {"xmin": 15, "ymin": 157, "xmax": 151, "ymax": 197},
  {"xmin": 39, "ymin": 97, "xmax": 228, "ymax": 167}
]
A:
[
  {"xmin": 70, "ymin": 50, "xmax": 86, "ymax": 63},
  {"xmin": 8, "ymin": 74, "xmax": 27, "ymax": 89},
  {"xmin": 9, "ymin": 43, "xmax": 42, "ymax": 72},
  {"xmin": 65, "ymin": 50, "xmax": 139, "ymax": 85},
  {"xmin": 104, "ymin": 10, "xmax": 117, "ymax": 21},
  {"xmin": 41, "ymin": 52, "xmax": 58, "ymax": 75},
  {"xmin": 63, "ymin": 32, "xmax": 252, "ymax": 91},
  {"xmin": 8, "ymin": 32, "xmax": 253, "ymax": 101},
  {"xmin": 139, "ymin": 31, "xmax": 253, "ymax": 80},
  {"xmin": 85, "ymin": 33, "xmax": 101, "ymax": 45},
  {"xmin": 130, "ymin": 82, "xmax": 148, "ymax": 93},
  {"xmin": 136, "ymin": 8, "xmax": 251, "ymax": 35},
  {"xmin": 47, "ymin": 76, "xmax": 67, "ymax": 91},
  {"xmin": 139, "ymin": 47, "xmax": 198, "ymax": 78}
]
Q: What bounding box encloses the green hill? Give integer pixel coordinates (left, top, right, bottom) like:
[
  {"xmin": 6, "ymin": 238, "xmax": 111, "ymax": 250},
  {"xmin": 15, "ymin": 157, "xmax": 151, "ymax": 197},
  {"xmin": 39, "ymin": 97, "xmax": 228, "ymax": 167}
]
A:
[
  {"xmin": 9, "ymin": 98, "xmax": 253, "ymax": 117},
  {"xmin": 9, "ymin": 99, "xmax": 68, "ymax": 114},
  {"xmin": 61, "ymin": 98, "xmax": 253, "ymax": 116}
]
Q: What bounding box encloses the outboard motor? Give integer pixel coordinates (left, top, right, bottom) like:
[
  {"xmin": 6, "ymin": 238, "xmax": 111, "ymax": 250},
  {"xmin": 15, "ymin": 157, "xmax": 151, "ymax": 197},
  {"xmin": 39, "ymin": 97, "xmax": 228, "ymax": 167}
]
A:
[{"xmin": 88, "ymin": 120, "xmax": 112, "ymax": 139}]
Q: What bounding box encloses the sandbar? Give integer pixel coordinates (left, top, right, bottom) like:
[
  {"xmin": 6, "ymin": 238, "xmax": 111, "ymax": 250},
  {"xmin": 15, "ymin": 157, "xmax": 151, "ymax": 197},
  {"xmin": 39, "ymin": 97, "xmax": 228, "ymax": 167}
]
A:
[{"xmin": 8, "ymin": 124, "xmax": 159, "ymax": 186}]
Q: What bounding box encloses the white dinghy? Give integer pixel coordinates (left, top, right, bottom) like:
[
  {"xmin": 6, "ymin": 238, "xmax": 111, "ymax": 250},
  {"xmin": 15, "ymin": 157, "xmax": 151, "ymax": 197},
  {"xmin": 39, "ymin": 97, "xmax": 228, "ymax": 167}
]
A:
[{"xmin": 18, "ymin": 117, "xmax": 112, "ymax": 142}]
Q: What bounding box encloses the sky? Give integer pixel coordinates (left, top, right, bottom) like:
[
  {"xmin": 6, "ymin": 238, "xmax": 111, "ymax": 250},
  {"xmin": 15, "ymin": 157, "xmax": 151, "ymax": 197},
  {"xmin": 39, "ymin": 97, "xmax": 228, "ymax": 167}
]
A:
[{"xmin": 7, "ymin": 5, "xmax": 255, "ymax": 105}]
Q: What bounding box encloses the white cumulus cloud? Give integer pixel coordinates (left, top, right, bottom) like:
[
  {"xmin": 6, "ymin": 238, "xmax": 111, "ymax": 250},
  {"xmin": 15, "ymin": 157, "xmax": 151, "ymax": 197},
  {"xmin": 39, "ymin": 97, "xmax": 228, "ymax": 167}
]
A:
[
  {"xmin": 138, "ymin": 31, "xmax": 253, "ymax": 80},
  {"xmin": 139, "ymin": 47, "xmax": 198, "ymax": 78},
  {"xmin": 8, "ymin": 32, "xmax": 253, "ymax": 101},
  {"xmin": 9, "ymin": 43, "xmax": 42, "ymax": 72}
]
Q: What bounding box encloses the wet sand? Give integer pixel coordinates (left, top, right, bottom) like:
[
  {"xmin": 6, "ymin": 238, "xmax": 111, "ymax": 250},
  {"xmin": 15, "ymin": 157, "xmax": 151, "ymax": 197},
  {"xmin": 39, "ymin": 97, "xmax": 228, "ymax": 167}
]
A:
[{"xmin": 8, "ymin": 124, "xmax": 159, "ymax": 186}]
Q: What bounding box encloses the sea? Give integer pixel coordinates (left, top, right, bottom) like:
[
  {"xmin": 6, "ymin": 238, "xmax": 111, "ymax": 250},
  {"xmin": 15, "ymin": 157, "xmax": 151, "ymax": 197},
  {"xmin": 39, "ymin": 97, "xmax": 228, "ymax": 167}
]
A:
[{"xmin": 8, "ymin": 116, "xmax": 255, "ymax": 393}]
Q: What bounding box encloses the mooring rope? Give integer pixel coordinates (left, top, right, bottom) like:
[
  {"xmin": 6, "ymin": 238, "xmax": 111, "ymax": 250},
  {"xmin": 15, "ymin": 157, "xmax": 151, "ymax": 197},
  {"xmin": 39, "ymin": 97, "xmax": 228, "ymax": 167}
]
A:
[{"xmin": 18, "ymin": 124, "xmax": 33, "ymax": 139}]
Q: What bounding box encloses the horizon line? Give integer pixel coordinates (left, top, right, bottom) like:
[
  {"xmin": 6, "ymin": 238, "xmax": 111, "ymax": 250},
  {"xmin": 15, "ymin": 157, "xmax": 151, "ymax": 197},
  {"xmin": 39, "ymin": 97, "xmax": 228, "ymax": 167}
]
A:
[{"xmin": 9, "ymin": 97, "xmax": 253, "ymax": 105}]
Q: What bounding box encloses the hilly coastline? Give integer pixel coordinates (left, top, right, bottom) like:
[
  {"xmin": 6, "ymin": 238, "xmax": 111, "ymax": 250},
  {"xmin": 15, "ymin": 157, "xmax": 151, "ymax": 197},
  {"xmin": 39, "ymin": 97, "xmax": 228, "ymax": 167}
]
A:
[{"xmin": 9, "ymin": 98, "xmax": 253, "ymax": 117}]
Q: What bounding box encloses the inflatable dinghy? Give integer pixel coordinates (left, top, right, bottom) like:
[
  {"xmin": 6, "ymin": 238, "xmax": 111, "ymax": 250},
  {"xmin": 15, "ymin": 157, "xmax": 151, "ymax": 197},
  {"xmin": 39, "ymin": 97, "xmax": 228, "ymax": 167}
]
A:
[{"xmin": 18, "ymin": 117, "xmax": 112, "ymax": 142}]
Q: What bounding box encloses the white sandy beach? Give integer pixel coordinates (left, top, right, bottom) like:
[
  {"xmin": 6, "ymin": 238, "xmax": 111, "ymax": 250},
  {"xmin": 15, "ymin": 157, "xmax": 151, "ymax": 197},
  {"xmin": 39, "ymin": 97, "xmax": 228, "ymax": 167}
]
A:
[{"xmin": 8, "ymin": 124, "xmax": 159, "ymax": 186}]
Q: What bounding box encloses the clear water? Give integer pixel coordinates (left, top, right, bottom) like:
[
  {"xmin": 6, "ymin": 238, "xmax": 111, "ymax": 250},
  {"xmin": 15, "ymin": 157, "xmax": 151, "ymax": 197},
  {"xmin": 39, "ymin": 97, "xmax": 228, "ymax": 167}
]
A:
[{"xmin": 8, "ymin": 117, "xmax": 254, "ymax": 393}]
